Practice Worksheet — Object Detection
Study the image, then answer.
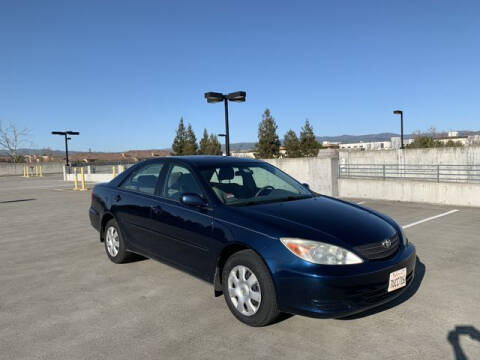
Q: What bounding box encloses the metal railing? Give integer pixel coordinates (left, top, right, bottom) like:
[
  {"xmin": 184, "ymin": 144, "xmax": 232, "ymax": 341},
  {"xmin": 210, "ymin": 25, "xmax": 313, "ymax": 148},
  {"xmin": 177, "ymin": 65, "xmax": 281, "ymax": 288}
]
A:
[{"xmin": 339, "ymin": 164, "xmax": 480, "ymax": 183}]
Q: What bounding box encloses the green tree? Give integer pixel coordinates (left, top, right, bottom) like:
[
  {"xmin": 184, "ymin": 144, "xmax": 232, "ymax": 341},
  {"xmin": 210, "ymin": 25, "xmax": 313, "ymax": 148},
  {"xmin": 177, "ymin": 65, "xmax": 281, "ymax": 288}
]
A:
[
  {"xmin": 444, "ymin": 139, "xmax": 462, "ymax": 147},
  {"xmin": 283, "ymin": 130, "xmax": 302, "ymax": 158},
  {"xmin": 199, "ymin": 129, "xmax": 210, "ymax": 155},
  {"xmin": 171, "ymin": 117, "xmax": 187, "ymax": 155},
  {"xmin": 299, "ymin": 119, "xmax": 320, "ymax": 157},
  {"xmin": 183, "ymin": 124, "xmax": 198, "ymax": 155},
  {"xmin": 254, "ymin": 109, "xmax": 280, "ymax": 159},
  {"xmin": 207, "ymin": 134, "xmax": 222, "ymax": 155},
  {"xmin": 406, "ymin": 128, "xmax": 454, "ymax": 149},
  {"xmin": 198, "ymin": 129, "xmax": 222, "ymax": 155}
]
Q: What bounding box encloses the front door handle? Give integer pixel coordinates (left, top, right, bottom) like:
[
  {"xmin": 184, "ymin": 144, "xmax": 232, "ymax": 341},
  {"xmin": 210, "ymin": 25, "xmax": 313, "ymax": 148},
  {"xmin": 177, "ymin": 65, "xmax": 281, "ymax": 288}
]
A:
[
  {"xmin": 115, "ymin": 194, "xmax": 121, "ymax": 202},
  {"xmin": 150, "ymin": 205, "xmax": 163, "ymax": 216}
]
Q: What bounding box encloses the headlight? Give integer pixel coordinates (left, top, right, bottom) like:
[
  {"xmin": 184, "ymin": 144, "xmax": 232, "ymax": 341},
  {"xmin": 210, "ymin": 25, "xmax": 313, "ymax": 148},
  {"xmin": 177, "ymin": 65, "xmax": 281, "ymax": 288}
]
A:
[
  {"xmin": 280, "ymin": 238, "xmax": 363, "ymax": 265},
  {"xmin": 399, "ymin": 226, "xmax": 408, "ymax": 246}
]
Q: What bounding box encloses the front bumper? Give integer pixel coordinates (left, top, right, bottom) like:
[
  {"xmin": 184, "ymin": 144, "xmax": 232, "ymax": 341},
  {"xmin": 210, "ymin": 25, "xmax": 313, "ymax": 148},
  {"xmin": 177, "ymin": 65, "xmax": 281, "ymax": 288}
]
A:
[{"xmin": 272, "ymin": 243, "xmax": 416, "ymax": 318}]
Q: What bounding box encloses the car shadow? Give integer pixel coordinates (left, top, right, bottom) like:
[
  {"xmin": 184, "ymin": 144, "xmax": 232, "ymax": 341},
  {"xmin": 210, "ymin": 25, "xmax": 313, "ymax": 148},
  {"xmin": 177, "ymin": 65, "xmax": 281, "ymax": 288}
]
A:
[
  {"xmin": 448, "ymin": 326, "xmax": 480, "ymax": 360},
  {"xmin": 339, "ymin": 256, "xmax": 426, "ymax": 320},
  {"xmin": 0, "ymin": 198, "xmax": 36, "ymax": 204},
  {"xmin": 270, "ymin": 312, "xmax": 294, "ymax": 325},
  {"xmin": 123, "ymin": 253, "xmax": 148, "ymax": 263}
]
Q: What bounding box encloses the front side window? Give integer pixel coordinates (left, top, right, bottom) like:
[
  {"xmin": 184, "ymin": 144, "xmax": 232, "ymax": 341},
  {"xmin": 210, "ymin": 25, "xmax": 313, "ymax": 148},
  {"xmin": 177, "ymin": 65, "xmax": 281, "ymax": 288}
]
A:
[
  {"xmin": 200, "ymin": 163, "xmax": 312, "ymax": 206},
  {"xmin": 163, "ymin": 164, "xmax": 204, "ymax": 201},
  {"xmin": 119, "ymin": 162, "xmax": 164, "ymax": 195}
]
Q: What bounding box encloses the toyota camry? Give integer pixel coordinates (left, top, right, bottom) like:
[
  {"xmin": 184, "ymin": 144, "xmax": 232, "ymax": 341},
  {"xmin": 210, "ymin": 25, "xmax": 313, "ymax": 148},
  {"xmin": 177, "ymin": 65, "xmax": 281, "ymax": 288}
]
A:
[{"xmin": 89, "ymin": 156, "xmax": 416, "ymax": 326}]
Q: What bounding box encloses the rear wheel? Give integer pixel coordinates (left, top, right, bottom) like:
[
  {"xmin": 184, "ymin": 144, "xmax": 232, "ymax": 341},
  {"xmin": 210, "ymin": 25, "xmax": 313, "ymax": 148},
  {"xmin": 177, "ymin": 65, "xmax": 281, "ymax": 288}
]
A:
[
  {"xmin": 104, "ymin": 219, "xmax": 131, "ymax": 263},
  {"xmin": 222, "ymin": 249, "xmax": 279, "ymax": 326}
]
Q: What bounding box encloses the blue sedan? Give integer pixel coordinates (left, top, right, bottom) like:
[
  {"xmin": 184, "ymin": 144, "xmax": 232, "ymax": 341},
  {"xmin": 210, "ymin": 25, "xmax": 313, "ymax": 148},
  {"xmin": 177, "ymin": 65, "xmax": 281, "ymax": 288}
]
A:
[{"xmin": 89, "ymin": 156, "xmax": 416, "ymax": 326}]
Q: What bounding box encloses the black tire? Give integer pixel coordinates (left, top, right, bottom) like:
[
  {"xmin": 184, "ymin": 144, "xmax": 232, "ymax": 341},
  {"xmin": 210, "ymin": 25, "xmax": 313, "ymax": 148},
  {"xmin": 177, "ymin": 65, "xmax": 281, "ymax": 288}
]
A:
[
  {"xmin": 104, "ymin": 219, "xmax": 131, "ymax": 264},
  {"xmin": 222, "ymin": 249, "xmax": 279, "ymax": 326}
]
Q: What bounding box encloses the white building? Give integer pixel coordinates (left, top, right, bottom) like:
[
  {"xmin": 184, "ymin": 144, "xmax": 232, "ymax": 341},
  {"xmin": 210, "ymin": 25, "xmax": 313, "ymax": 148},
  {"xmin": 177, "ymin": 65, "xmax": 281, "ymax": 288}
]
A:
[{"xmin": 339, "ymin": 137, "xmax": 414, "ymax": 151}]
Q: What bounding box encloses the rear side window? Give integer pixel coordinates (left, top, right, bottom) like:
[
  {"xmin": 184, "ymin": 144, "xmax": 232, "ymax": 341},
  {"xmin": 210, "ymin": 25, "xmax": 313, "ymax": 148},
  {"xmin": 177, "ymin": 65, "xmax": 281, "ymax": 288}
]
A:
[{"xmin": 119, "ymin": 162, "xmax": 164, "ymax": 195}]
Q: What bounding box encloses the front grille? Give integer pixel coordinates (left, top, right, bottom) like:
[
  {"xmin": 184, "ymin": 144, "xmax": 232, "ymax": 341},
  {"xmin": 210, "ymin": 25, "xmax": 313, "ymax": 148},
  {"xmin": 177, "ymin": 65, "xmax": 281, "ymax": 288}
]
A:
[
  {"xmin": 354, "ymin": 233, "xmax": 400, "ymax": 260},
  {"xmin": 347, "ymin": 271, "xmax": 414, "ymax": 306}
]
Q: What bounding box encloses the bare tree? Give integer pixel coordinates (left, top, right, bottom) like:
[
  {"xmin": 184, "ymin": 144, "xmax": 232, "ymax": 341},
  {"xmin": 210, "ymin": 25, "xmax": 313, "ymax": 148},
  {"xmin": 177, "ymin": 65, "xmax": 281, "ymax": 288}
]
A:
[{"xmin": 0, "ymin": 122, "xmax": 30, "ymax": 163}]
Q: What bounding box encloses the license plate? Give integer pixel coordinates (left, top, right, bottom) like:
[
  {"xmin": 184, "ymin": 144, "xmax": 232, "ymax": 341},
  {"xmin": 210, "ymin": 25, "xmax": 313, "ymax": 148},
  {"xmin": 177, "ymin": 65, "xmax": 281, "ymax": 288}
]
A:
[{"xmin": 388, "ymin": 268, "xmax": 407, "ymax": 292}]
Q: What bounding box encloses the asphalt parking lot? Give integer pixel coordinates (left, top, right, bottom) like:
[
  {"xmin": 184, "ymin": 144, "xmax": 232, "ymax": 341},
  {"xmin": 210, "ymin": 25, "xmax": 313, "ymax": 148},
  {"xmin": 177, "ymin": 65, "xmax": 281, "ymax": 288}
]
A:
[{"xmin": 1, "ymin": 175, "xmax": 479, "ymax": 360}]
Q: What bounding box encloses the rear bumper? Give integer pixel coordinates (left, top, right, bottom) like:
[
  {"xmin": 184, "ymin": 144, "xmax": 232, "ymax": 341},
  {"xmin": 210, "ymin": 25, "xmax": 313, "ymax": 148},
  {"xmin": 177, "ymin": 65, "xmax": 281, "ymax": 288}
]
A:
[
  {"xmin": 274, "ymin": 244, "xmax": 416, "ymax": 318},
  {"xmin": 89, "ymin": 207, "xmax": 101, "ymax": 232}
]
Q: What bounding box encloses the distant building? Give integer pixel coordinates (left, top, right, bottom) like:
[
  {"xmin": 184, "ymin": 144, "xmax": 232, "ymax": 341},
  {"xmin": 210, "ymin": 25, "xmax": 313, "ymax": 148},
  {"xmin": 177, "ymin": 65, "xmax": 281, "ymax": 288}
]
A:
[
  {"xmin": 322, "ymin": 141, "xmax": 340, "ymax": 149},
  {"xmin": 467, "ymin": 135, "xmax": 480, "ymax": 145},
  {"xmin": 338, "ymin": 131, "xmax": 479, "ymax": 150},
  {"xmin": 231, "ymin": 147, "xmax": 287, "ymax": 158},
  {"xmin": 435, "ymin": 132, "xmax": 468, "ymax": 146},
  {"xmin": 339, "ymin": 137, "xmax": 414, "ymax": 151},
  {"xmin": 231, "ymin": 150, "xmax": 255, "ymax": 158}
]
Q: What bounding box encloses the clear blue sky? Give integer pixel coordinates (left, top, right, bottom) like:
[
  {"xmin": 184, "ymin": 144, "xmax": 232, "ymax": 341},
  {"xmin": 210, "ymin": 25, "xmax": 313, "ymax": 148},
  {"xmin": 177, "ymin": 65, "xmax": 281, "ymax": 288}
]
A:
[{"xmin": 1, "ymin": 0, "xmax": 479, "ymax": 152}]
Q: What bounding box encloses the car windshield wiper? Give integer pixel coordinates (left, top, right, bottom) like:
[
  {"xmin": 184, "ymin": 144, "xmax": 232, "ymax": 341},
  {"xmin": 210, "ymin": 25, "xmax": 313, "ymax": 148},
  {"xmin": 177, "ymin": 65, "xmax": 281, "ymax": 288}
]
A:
[
  {"xmin": 231, "ymin": 195, "xmax": 312, "ymax": 207},
  {"xmin": 230, "ymin": 200, "xmax": 261, "ymax": 207},
  {"xmin": 251, "ymin": 195, "xmax": 312, "ymax": 206},
  {"xmin": 283, "ymin": 195, "xmax": 312, "ymax": 201}
]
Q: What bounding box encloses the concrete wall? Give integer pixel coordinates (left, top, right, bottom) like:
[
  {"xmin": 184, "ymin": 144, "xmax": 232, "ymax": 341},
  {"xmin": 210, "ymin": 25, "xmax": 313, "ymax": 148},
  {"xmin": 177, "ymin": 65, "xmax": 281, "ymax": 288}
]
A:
[
  {"xmin": 340, "ymin": 146, "xmax": 480, "ymax": 166},
  {"xmin": 265, "ymin": 151, "xmax": 339, "ymax": 196},
  {"xmin": 57, "ymin": 148, "xmax": 480, "ymax": 207},
  {"xmin": 61, "ymin": 155, "xmax": 341, "ymax": 197},
  {"xmin": 0, "ymin": 162, "xmax": 64, "ymax": 176},
  {"xmin": 65, "ymin": 173, "xmax": 114, "ymax": 183},
  {"xmin": 339, "ymin": 178, "xmax": 480, "ymax": 207},
  {"xmin": 338, "ymin": 147, "xmax": 480, "ymax": 206}
]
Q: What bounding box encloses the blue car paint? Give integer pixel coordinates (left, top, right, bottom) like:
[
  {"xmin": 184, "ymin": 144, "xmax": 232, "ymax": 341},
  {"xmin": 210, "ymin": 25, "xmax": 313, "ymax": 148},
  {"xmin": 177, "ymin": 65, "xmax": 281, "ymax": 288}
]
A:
[{"xmin": 90, "ymin": 156, "xmax": 416, "ymax": 318}]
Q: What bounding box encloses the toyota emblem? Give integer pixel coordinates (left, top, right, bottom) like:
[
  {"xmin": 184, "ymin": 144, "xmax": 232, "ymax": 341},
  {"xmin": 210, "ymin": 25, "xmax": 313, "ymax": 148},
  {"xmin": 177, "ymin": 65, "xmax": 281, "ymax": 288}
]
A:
[{"xmin": 382, "ymin": 239, "xmax": 392, "ymax": 248}]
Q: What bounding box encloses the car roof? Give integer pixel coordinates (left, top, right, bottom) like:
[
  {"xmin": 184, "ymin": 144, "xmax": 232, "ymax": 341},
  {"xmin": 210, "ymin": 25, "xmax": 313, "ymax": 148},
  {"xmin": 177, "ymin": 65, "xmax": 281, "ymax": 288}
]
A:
[
  {"xmin": 136, "ymin": 155, "xmax": 263, "ymax": 167},
  {"xmin": 166, "ymin": 155, "xmax": 263, "ymax": 167}
]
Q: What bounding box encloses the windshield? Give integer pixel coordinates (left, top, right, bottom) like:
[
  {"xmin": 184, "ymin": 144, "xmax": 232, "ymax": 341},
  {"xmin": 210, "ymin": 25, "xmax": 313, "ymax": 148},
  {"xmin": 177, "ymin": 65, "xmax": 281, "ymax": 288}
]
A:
[{"xmin": 199, "ymin": 163, "xmax": 313, "ymax": 206}]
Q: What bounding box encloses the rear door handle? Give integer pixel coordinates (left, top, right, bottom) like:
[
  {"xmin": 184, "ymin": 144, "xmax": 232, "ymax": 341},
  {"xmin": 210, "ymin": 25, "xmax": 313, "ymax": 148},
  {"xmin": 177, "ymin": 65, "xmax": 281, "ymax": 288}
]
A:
[{"xmin": 115, "ymin": 194, "xmax": 121, "ymax": 202}]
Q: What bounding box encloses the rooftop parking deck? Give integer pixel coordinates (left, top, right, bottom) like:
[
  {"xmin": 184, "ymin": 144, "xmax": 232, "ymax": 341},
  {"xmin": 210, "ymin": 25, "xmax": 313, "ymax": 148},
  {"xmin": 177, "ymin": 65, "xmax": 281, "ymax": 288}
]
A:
[{"xmin": 1, "ymin": 175, "xmax": 479, "ymax": 360}]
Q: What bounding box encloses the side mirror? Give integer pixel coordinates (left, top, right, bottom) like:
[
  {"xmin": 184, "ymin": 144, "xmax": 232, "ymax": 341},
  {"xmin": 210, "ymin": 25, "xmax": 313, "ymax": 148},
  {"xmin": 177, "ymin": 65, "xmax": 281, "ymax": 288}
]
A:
[
  {"xmin": 180, "ymin": 193, "xmax": 204, "ymax": 207},
  {"xmin": 302, "ymin": 183, "xmax": 310, "ymax": 190}
]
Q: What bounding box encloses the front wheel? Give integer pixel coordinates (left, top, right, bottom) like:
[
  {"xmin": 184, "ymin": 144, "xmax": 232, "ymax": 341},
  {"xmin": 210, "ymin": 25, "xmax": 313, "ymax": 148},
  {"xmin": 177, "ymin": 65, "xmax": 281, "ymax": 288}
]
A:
[{"xmin": 222, "ymin": 250, "xmax": 279, "ymax": 326}]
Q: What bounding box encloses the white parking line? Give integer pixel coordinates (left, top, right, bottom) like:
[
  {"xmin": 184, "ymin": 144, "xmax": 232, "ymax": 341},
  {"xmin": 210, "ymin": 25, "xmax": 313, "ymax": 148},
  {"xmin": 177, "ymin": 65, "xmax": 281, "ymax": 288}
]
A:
[
  {"xmin": 357, "ymin": 201, "xmax": 366, "ymax": 205},
  {"xmin": 402, "ymin": 209, "xmax": 459, "ymax": 229}
]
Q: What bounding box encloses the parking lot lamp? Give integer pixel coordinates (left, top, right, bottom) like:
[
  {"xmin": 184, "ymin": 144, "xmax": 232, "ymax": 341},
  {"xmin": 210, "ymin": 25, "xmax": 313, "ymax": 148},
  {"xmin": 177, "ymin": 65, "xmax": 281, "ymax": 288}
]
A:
[
  {"xmin": 51, "ymin": 131, "xmax": 80, "ymax": 166},
  {"xmin": 204, "ymin": 91, "xmax": 246, "ymax": 156},
  {"xmin": 393, "ymin": 110, "xmax": 404, "ymax": 149}
]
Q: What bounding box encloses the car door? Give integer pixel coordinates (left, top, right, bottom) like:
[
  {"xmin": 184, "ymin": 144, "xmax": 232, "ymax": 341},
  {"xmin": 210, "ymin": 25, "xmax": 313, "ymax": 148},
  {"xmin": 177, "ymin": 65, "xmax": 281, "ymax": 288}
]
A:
[
  {"xmin": 148, "ymin": 162, "xmax": 216, "ymax": 280},
  {"xmin": 112, "ymin": 161, "xmax": 166, "ymax": 253}
]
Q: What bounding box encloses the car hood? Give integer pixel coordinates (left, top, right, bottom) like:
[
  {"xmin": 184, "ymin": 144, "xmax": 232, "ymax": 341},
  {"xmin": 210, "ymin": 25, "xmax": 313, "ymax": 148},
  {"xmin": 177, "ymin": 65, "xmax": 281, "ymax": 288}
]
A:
[{"xmin": 234, "ymin": 196, "xmax": 397, "ymax": 248}]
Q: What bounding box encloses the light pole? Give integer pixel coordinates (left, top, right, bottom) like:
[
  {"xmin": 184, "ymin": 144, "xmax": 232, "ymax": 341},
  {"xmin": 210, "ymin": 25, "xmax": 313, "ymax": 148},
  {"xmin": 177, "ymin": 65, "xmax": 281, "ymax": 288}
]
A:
[
  {"xmin": 51, "ymin": 131, "xmax": 80, "ymax": 166},
  {"xmin": 393, "ymin": 110, "xmax": 404, "ymax": 149},
  {"xmin": 204, "ymin": 91, "xmax": 246, "ymax": 156}
]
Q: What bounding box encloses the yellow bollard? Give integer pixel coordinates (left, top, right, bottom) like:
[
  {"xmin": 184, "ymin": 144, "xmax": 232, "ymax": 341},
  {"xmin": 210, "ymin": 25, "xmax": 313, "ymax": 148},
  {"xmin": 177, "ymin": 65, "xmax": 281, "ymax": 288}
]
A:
[
  {"xmin": 112, "ymin": 166, "xmax": 117, "ymax": 177},
  {"xmin": 35, "ymin": 165, "xmax": 38, "ymax": 177},
  {"xmin": 26, "ymin": 166, "xmax": 30, "ymax": 178},
  {"xmin": 73, "ymin": 168, "xmax": 79, "ymax": 191},
  {"xmin": 80, "ymin": 167, "xmax": 87, "ymax": 191},
  {"xmin": 23, "ymin": 166, "xmax": 27, "ymax": 177},
  {"xmin": 39, "ymin": 166, "xmax": 43, "ymax": 177}
]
